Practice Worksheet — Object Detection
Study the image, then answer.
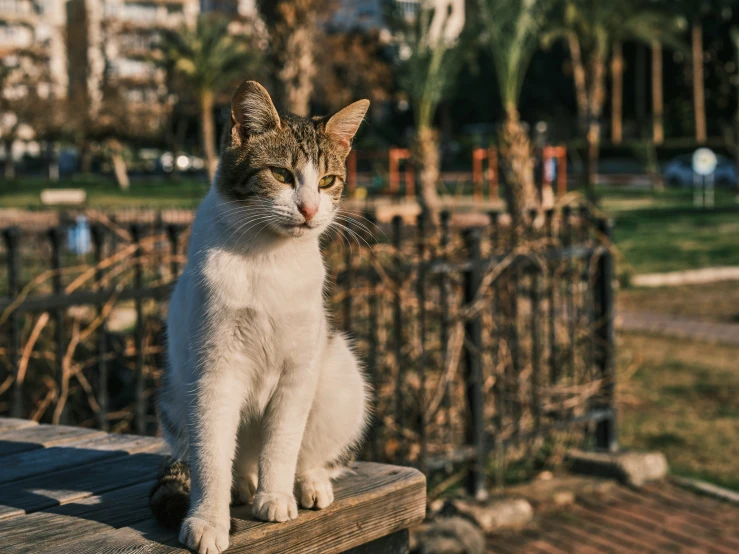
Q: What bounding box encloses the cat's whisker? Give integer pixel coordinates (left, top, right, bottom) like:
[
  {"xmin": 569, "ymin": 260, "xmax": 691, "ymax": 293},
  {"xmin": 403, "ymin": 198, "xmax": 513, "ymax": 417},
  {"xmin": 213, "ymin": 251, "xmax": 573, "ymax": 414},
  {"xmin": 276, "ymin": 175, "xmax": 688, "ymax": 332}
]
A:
[
  {"xmin": 329, "ymin": 221, "xmax": 371, "ymax": 252},
  {"xmin": 221, "ymin": 215, "xmax": 276, "ymax": 245},
  {"xmin": 338, "ymin": 209, "xmax": 387, "ymax": 240},
  {"xmin": 327, "ymin": 222, "xmax": 352, "ymax": 251},
  {"xmin": 333, "ymin": 215, "xmax": 377, "ymax": 244},
  {"xmin": 331, "ymin": 219, "xmax": 373, "ymax": 250}
]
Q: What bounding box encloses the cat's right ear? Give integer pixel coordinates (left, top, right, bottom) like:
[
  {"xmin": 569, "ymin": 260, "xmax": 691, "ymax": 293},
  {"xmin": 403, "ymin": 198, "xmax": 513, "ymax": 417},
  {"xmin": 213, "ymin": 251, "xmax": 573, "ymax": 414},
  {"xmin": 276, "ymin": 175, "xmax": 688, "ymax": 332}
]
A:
[{"xmin": 230, "ymin": 81, "xmax": 280, "ymax": 144}]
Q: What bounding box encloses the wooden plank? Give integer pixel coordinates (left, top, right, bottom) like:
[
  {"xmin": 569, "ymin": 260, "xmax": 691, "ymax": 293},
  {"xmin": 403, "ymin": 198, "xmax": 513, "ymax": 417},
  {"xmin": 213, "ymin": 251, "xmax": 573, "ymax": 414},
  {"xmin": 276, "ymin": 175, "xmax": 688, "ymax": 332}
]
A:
[
  {"xmin": 0, "ymin": 424, "xmax": 104, "ymax": 457},
  {"xmin": 0, "ymin": 433, "xmax": 164, "ymax": 485},
  {"xmin": 342, "ymin": 530, "xmax": 409, "ymax": 554},
  {"xmin": 0, "ymin": 418, "xmax": 38, "ymax": 433},
  {"xmin": 0, "ymin": 481, "xmax": 157, "ymax": 554},
  {"xmin": 0, "ymin": 449, "xmax": 168, "ymax": 520},
  {"xmin": 36, "ymin": 462, "xmax": 427, "ymax": 554}
]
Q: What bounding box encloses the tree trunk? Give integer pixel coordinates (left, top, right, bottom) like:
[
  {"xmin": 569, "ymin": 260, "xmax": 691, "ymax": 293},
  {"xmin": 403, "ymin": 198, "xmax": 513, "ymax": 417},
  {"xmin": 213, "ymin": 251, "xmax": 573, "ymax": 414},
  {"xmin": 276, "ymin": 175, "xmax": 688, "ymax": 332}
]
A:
[
  {"xmin": 568, "ymin": 33, "xmax": 588, "ymax": 135},
  {"xmin": 586, "ymin": 47, "xmax": 607, "ymax": 195},
  {"xmin": 3, "ymin": 139, "xmax": 15, "ymax": 180},
  {"xmin": 414, "ymin": 126, "xmax": 441, "ymax": 215},
  {"xmin": 80, "ymin": 139, "xmax": 93, "ymax": 174},
  {"xmin": 586, "ymin": 121, "xmax": 601, "ymax": 195},
  {"xmin": 611, "ymin": 41, "xmax": 624, "ymax": 144},
  {"xmin": 200, "ymin": 90, "xmax": 218, "ymax": 183},
  {"xmin": 108, "ymin": 139, "xmax": 130, "ymax": 191},
  {"xmin": 46, "ymin": 141, "xmax": 59, "ymax": 181},
  {"xmin": 692, "ymin": 20, "xmax": 707, "ymax": 143},
  {"xmin": 652, "ymin": 41, "xmax": 664, "ymax": 145},
  {"xmin": 499, "ymin": 106, "xmax": 537, "ymax": 228},
  {"xmin": 635, "ymin": 44, "xmax": 647, "ymax": 129},
  {"xmin": 278, "ymin": 25, "xmax": 316, "ymax": 116}
]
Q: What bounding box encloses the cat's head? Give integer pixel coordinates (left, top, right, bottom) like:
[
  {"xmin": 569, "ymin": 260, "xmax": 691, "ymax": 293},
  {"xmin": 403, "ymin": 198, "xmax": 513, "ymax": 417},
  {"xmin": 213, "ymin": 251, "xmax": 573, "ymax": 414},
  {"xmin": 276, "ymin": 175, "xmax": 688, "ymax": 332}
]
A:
[{"xmin": 216, "ymin": 80, "xmax": 369, "ymax": 240}]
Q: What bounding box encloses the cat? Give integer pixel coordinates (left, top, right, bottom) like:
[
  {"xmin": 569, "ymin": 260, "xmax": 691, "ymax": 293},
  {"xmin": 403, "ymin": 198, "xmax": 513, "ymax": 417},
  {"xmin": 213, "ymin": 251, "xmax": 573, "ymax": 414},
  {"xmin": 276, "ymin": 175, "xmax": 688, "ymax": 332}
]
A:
[{"xmin": 150, "ymin": 80, "xmax": 371, "ymax": 554}]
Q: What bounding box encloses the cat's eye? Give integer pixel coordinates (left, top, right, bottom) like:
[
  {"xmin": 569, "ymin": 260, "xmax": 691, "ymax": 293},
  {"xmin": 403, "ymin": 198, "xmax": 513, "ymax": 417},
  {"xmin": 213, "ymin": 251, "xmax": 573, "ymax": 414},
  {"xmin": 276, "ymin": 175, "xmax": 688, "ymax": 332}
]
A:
[
  {"xmin": 270, "ymin": 167, "xmax": 293, "ymax": 184},
  {"xmin": 319, "ymin": 175, "xmax": 337, "ymax": 189}
]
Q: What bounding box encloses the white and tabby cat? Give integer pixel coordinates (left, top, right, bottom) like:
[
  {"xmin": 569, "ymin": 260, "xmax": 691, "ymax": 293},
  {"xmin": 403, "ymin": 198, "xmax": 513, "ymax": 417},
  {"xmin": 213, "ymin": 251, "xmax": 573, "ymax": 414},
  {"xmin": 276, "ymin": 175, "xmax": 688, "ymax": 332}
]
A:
[{"xmin": 150, "ymin": 81, "xmax": 371, "ymax": 554}]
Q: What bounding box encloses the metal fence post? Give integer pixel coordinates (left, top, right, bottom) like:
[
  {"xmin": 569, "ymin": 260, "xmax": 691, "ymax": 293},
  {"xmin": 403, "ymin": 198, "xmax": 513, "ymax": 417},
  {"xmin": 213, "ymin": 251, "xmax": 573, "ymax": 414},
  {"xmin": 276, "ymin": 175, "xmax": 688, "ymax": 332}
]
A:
[
  {"xmin": 463, "ymin": 227, "xmax": 486, "ymax": 499},
  {"xmin": 3, "ymin": 228, "xmax": 22, "ymax": 417},
  {"xmin": 48, "ymin": 226, "xmax": 67, "ymax": 424},
  {"xmin": 365, "ymin": 211, "xmax": 380, "ymax": 461},
  {"xmin": 392, "ymin": 216, "xmax": 404, "ymax": 439},
  {"xmin": 416, "ymin": 212, "xmax": 427, "ymax": 473},
  {"xmin": 594, "ymin": 218, "xmax": 617, "ymax": 451},
  {"xmin": 91, "ymin": 224, "xmax": 109, "ymax": 430},
  {"xmin": 131, "ymin": 224, "xmax": 146, "ymax": 435}
]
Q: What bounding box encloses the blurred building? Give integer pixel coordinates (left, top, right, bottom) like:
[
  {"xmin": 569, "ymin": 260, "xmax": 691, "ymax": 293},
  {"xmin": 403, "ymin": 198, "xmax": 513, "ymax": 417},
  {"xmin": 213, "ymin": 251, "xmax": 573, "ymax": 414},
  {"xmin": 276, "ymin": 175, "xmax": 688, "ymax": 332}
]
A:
[
  {"xmin": 66, "ymin": 0, "xmax": 199, "ymax": 130},
  {"xmin": 332, "ymin": 0, "xmax": 385, "ymax": 30},
  {"xmin": 0, "ymin": 0, "xmax": 68, "ymax": 97},
  {"xmin": 331, "ymin": 0, "xmax": 462, "ymax": 36}
]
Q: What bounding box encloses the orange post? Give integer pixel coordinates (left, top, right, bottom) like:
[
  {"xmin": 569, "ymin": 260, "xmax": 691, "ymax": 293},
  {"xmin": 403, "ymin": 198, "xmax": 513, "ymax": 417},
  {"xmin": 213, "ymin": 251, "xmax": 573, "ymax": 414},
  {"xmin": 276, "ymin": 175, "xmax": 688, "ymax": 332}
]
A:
[
  {"xmin": 389, "ymin": 148, "xmax": 413, "ymax": 198},
  {"xmin": 472, "ymin": 147, "xmax": 498, "ymax": 201},
  {"xmin": 542, "ymin": 146, "xmax": 567, "ymax": 197}
]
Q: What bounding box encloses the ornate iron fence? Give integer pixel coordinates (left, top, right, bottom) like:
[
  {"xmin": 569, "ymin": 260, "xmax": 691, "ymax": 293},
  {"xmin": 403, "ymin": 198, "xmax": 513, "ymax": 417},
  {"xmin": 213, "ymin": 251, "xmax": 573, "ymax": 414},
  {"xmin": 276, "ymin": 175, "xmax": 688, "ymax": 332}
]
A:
[{"xmin": 0, "ymin": 206, "xmax": 615, "ymax": 494}]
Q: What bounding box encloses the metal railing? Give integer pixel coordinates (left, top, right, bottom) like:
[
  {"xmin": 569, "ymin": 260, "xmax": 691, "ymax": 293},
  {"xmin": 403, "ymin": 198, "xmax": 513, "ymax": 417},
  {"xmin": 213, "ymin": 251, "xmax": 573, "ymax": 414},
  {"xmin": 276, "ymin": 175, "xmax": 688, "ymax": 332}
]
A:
[{"xmin": 0, "ymin": 206, "xmax": 615, "ymax": 492}]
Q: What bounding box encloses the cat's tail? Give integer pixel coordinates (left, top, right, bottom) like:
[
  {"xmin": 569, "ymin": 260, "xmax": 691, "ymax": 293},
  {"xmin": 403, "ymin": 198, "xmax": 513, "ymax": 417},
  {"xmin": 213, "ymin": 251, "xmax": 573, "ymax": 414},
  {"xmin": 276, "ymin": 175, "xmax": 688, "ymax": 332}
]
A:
[{"xmin": 149, "ymin": 458, "xmax": 190, "ymax": 529}]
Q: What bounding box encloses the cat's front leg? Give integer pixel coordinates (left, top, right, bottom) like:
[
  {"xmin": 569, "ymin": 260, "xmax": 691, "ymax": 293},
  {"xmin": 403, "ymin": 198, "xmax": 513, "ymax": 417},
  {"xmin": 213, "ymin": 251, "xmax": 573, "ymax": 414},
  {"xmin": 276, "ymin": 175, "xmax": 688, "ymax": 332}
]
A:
[
  {"xmin": 180, "ymin": 369, "xmax": 245, "ymax": 554},
  {"xmin": 253, "ymin": 363, "xmax": 318, "ymax": 523}
]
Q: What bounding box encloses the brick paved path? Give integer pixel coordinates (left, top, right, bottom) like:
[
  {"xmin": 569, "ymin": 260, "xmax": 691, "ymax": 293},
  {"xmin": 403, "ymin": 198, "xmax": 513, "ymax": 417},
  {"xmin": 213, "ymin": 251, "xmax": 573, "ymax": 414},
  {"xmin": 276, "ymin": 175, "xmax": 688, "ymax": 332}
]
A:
[
  {"xmin": 619, "ymin": 312, "xmax": 739, "ymax": 346},
  {"xmin": 489, "ymin": 481, "xmax": 739, "ymax": 553}
]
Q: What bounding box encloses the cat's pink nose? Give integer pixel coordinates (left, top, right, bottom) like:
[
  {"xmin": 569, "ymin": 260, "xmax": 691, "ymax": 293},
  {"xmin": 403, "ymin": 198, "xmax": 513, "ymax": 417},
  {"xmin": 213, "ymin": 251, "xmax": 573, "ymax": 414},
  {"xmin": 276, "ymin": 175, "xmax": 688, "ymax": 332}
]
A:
[{"xmin": 298, "ymin": 203, "xmax": 318, "ymax": 222}]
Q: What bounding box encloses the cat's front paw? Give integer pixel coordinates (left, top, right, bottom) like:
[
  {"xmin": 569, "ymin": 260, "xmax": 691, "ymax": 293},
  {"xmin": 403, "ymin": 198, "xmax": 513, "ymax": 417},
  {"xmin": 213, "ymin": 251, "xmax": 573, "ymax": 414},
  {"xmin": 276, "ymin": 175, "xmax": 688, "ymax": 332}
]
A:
[
  {"xmin": 252, "ymin": 491, "xmax": 298, "ymax": 523},
  {"xmin": 297, "ymin": 471, "xmax": 334, "ymax": 510},
  {"xmin": 179, "ymin": 515, "xmax": 229, "ymax": 554},
  {"xmin": 232, "ymin": 472, "xmax": 258, "ymax": 505}
]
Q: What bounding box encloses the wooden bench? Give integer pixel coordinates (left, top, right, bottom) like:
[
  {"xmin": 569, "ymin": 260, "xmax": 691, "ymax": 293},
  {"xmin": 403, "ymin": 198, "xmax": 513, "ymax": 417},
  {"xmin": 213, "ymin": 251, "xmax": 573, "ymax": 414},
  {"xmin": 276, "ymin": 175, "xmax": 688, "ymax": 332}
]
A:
[
  {"xmin": 0, "ymin": 418, "xmax": 426, "ymax": 553},
  {"xmin": 39, "ymin": 189, "xmax": 87, "ymax": 206}
]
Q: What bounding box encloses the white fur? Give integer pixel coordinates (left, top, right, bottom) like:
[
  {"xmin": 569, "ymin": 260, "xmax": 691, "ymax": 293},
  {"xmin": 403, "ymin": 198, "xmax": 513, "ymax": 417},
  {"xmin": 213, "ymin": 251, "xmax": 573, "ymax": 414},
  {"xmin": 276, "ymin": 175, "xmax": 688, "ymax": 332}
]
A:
[{"xmin": 160, "ymin": 174, "xmax": 369, "ymax": 554}]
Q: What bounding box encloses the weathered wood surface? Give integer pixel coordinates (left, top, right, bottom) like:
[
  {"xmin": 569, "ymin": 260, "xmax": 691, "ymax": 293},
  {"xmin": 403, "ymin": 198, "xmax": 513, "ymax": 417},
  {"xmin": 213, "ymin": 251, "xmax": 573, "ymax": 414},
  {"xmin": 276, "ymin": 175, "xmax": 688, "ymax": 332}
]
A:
[
  {"xmin": 0, "ymin": 419, "xmax": 426, "ymax": 554},
  {"xmin": 0, "ymin": 433, "xmax": 164, "ymax": 484},
  {"xmin": 0, "ymin": 417, "xmax": 38, "ymax": 433},
  {"xmin": 0, "ymin": 423, "xmax": 104, "ymax": 456}
]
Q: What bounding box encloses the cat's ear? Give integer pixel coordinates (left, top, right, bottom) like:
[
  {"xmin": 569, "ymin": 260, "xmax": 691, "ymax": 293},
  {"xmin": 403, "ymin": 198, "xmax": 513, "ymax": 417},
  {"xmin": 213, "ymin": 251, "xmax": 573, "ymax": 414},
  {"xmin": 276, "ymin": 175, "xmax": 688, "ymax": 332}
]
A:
[
  {"xmin": 324, "ymin": 100, "xmax": 370, "ymax": 148},
  {"xmin": 231, "ymin": 81, "xmax": 280, "ymax": 140}
]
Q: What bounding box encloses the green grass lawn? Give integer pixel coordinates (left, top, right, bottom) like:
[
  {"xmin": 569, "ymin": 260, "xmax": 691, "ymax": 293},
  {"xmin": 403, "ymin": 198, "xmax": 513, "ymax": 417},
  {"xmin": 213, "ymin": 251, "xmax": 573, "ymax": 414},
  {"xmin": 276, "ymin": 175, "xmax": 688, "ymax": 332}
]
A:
[
  {"xmin": 618, "ymin": 333, "xmax": 739, "ymax": 492},
  {"xmin": 0, "ymin": 177, "xmax": 210, "ymax": 209},
  {"xmin": 597, "ymin": 185, "xmax": 738, "ymax": 213},
  {"xmin": 611, "ymin": 208, "xmax": 739, "ymax": 274},
  {"xmin": 595, "ymin": 185, "xmax": 739, "ymax": 274}
]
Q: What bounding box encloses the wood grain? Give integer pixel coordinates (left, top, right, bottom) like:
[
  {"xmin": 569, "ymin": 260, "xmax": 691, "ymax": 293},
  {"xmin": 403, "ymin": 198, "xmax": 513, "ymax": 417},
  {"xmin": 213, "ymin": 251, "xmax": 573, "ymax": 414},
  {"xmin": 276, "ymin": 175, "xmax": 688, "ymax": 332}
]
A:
[
  {"xmin": 0, "ymin": 434, "xmax": 164, "ymax": 484},
  {"xmin": 0, "ymin": 448, "xmax": 168, "ymax": 520},
  {"xmin": 35, "ymin": 463, "xmax": 426, "ymax": 554},
  {"xmin": 0, "ymin": 418, "xmax": 38, "ymax": 433},
  {"xmin": 0, "ymin": 481, "xmax": 157, "ymax": 554},
  {"xmin": 0, "ymin": 424, "xmax": 104, "ymax": 457},
  {"xmin": 0, "ymin": 424, "xmax": 425, "ymax": 554}
]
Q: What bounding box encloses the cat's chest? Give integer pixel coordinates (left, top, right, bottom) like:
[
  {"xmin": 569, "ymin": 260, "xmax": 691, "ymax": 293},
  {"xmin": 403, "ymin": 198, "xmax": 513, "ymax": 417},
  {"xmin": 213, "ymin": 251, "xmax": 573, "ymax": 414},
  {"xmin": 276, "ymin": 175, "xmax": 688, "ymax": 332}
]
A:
[{"xmin": 204, "ymin": 248, "xmax": 324, "ymax": 314}]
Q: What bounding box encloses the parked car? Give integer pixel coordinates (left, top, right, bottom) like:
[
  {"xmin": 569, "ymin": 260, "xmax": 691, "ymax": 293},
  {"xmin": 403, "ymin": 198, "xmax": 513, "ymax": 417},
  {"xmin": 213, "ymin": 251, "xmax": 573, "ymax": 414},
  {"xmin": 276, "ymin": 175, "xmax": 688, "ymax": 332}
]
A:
[{"xmin": 663, "ymin": 154, "xmax": 738, "ymax": 188}]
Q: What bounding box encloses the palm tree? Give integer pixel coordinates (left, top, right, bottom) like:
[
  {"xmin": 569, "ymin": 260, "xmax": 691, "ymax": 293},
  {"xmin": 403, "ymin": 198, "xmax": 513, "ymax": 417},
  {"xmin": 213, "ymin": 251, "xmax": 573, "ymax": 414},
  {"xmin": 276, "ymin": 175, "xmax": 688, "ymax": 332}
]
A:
[
  {"xmin": 610, "ymin": 40, "xmax": 624, "ymax": 144},
  {"xmin": 256, "ymin": 0, "xmax": 333, "ymax": 116},
  {"xmin": 393, "ymin": 0, "xmax": 465, "ymax": 214},
  {"xmin": 477, "ymin": 0, "xmax": 553, "ymax": 223},
  {"xmin": 162, "ymin": 16, "xmax": 259, "ymax": 182},
  {"xmin": 544, "ymin": 1, "xmax": 684, "ymax": 193},
  {"xmin": 652, "ymin": 40, "xmax": 664, "ymax": 144},
  {"xmin": 691, "ymin": 19, "xmax": 707, "ymax": 143}
]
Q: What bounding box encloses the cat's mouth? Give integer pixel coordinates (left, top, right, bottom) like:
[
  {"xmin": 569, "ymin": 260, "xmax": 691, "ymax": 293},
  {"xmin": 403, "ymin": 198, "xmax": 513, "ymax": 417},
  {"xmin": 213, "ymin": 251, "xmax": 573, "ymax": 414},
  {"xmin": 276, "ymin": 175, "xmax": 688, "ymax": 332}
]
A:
[{"xmin": 278, "ymin": 221, "xmax": 316, "ymax": 236}]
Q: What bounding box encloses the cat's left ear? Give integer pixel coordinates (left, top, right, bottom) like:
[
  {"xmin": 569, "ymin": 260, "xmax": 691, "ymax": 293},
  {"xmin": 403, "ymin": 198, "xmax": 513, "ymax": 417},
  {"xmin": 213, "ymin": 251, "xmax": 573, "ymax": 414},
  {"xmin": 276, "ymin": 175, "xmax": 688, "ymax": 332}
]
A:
[{"xmin": 324, "ymin": 100, "xmax": 370, "ymax": 149}]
